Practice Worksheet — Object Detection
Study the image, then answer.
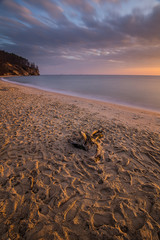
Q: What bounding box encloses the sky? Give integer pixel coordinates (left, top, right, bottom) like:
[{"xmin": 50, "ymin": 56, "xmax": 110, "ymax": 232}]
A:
[{"xmin": 0, "ymin": 0, "xmax": 160, "ymax": 75}]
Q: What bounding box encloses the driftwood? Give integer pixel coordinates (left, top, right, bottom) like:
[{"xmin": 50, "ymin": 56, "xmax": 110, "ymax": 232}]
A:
[{"xmin": 69, "ymin": 129, "xmax": 104, "ymax": 161}]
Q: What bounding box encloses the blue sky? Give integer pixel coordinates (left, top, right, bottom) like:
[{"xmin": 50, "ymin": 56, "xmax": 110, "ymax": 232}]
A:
[{"xmin": 0, "ymin": 0, "xmax": 160, "ymax": 74}]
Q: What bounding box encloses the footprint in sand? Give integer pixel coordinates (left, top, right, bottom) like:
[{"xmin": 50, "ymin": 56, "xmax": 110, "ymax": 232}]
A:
[
  {"xmin": 66, "ymin": 186, "xmax": 76, "ymax": 196},
  {"xmin": 0, "ymin": 176, "xmax": 8, "ymax": 187},
  {"xmin": 142, "ymin": 184, "xmax": 157, "ymax": 194},
  {"xmin": 41, "ymin": 174, "xmax": 51, "ymax": 185},
  {"xmin": 13, "ymin": 177, "xmax": 32, "ymax": 195},
  {"xmin": 93, "ymin": 212, "xmax": 115, "ymax": 228},
  {"xmin": 121, "ymin": 202, "xmax": 146, "ymax": 231},
  {"xmin": 4, "ymin": 199, "xmax": 15, "ymax": 216},
  {"xmin": 65, "ymin": 201, "xmax": 80, "ymax": 222},
  {"xmin": 100, "ymin": 187, "xmax": 115, "ymax": 200},
  {"xmin": 150, "ymin": 202, "xmax": 160, "ymax": 222},
  {"xmin": 39, "ymin": 205, "xmax": 49, "ymax": 215}
]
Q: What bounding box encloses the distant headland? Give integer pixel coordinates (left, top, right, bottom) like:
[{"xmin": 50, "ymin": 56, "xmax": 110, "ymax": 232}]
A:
[{"xmin": 0, "ymin": 50, "xmax": 39, "ymax": 76}]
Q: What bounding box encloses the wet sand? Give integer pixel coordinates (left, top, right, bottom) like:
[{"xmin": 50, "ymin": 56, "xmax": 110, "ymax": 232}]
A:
[{"xmin": 0, "ymin": 79, "xmax": 160, "ymax": 240}]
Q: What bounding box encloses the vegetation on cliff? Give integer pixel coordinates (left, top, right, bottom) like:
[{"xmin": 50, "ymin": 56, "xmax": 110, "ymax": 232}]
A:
[{"xmin": 0, "ymin": 50, "xmax": 39, "ymax": 76}]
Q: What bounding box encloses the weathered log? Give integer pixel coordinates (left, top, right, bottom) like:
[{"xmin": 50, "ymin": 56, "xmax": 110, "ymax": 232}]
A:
[{"xmin": 69, "ymin": 129, "xmax": 104, "ymax": 161}]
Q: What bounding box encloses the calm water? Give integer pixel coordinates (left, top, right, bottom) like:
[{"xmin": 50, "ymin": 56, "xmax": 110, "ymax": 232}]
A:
[{"xmin": 3, "ymin": 75, "xmax": 160, "ymax": 112}]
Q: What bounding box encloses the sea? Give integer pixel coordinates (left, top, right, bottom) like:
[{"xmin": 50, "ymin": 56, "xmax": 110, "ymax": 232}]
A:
[{"xmin": 2, "ymin": 75, "xmax": 160, "ymax": 113}]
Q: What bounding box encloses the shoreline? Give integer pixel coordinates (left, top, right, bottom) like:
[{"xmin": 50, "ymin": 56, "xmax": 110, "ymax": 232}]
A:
[
  {"xmin": 1, "ymin": 78, "xmax": 160, "ymax": 133},
  {"xmin": 0, "ymin": 79, "xmax": 160, "ymax": 239},
  {"xmin": 0, "ymin": 76, "xmax": 160, "ymax": 114},
  {"xmin": 1, "ymin": 76, "xmax": 160, "ymax": 115}
]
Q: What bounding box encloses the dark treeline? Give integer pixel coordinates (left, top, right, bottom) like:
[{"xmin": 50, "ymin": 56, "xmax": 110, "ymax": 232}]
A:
[{"xmin": 0, "ymin": 50, "xmax": 39, "ymax": 76}]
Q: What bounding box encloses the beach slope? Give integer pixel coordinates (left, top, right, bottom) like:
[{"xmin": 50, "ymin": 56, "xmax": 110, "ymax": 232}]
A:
[{"xmin": 0, "ymin": 80, "xmax": 160, "ymax": 240}]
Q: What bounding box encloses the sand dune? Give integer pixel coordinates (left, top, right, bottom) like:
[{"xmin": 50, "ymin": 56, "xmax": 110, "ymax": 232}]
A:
[{"xmin": 0, "ymin": 79, "xmax": 160, "ymax": 240}]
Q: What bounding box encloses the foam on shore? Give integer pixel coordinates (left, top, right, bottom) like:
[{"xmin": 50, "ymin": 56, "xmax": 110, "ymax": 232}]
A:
[{"xmin": 0, "ymin": 79, "xmax": 160, "ymax": 239}]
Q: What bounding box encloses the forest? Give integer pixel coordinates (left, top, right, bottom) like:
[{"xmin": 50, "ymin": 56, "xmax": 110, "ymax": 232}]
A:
[{"xmin": 0, "ymin": 50, "xmax": 39, "ymax": 76}]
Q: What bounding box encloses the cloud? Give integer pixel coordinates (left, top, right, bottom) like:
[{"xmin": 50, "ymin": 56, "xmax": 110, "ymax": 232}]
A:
[
  {"xmin": 92, "ymin": 0, "xmax": 128, "ymax": 4},
  {"xmin": 61, "ymin": 0, "xmax": 95, "ymax": 14},
  {"xmin": 0, "ymin": 0, "xmax": 45, "ymax": 27},
  {"xmin": 112, "ymin": 5, "xmax": 160, "ymax": 41},
  {"xmin": 0, "ymin": 0, "xmax": 160, "ymax": 73}
]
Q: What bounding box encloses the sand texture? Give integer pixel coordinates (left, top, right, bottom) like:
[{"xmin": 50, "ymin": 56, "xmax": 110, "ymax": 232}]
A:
[{"xmin": 0, "ymin": 80, "xmax": 160, "ymax": 240}]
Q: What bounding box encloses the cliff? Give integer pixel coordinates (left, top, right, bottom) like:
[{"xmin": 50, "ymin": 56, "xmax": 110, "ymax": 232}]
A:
[{"xmin": 0, "ymin": 50, "xmax": 39, "ymax": 76}]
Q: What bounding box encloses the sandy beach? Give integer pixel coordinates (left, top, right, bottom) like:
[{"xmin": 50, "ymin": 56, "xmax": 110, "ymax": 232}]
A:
[{"xmin": 0, "ymin": 79, "xmax": 160, "ymax": 240}]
